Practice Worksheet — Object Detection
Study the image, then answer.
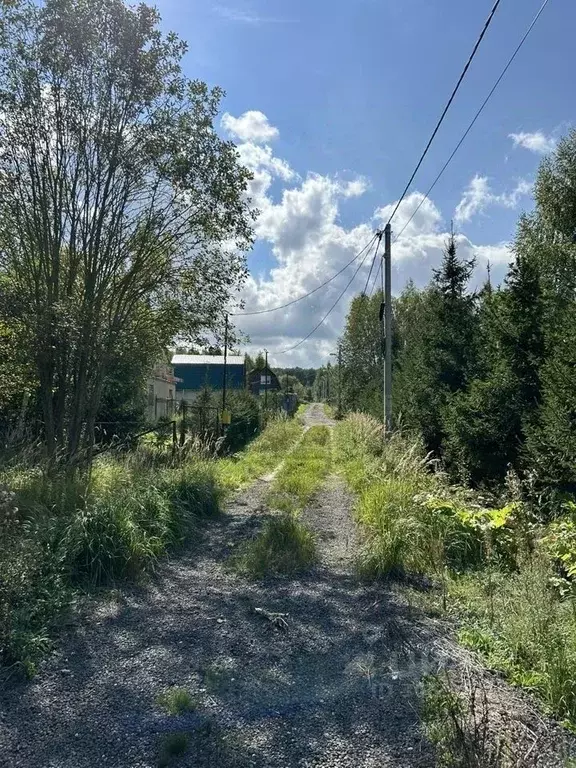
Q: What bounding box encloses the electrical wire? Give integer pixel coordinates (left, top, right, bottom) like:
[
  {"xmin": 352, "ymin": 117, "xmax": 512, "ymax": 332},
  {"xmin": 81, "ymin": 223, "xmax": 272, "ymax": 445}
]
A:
[
  {"xmin": 362, "ymin": 231, "xmax": 383, "ymax": 295},
  {"xmin": 384, "ymin": 0, "xmax": 503, "ymax": 229},
  {"xmin": 274, "ymin": 236, "xmax": 380, "ymax": 355},
  {"xmin": 230, "ymin": 233, "xmax": 378, "ymax": 316},
  {"xmin": 392, "ymin": 0, "xmax": 551, "ymax": 246},
  {"xmin": 369, "ymin": 260, "xmax": 382, "ymax": 297}
]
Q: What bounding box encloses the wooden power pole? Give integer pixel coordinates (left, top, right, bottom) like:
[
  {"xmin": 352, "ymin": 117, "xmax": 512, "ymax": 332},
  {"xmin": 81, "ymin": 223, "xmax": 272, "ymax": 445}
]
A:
[{"xmin": 384, "ymin": 223, "xmax": 393, "ymax": 433}]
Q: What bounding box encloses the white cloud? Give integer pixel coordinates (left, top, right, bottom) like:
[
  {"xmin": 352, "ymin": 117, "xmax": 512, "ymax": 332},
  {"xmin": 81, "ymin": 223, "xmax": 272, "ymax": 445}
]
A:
[
  {"xmin": 455, "ymin": 175, "xmax": 532, "ymax": 223},
  {"xmin": 236, "ymin": 142, "xmax": 295, "ymax": 182},
  {"xmin": 509, "ymin": 131, "xmax": 556, "ymax": 154},
  {"xmin": 222, "ymin": 110, "xmax": 279, "ymax": 144},
  {"xmin": 375, "ymin": 192, "xmax": 442, "ymax": 239},
  {"xmin": 214, "ymin": 6, "xmax": 289, "ymax": 24},
  {"xmin": 222, "ymin": 111, "xmax": 516, "ymax": 366}
]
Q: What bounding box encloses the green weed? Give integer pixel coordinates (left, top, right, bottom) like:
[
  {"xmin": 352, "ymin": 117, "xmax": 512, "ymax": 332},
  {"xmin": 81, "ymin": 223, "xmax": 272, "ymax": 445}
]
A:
[
  {"xmin": 157, "ymin": 687, "xmax": 196, "ymax": 715},
  {"xmin": 421, "ymin": 673, "xmax": 506, "ymax": 767}
]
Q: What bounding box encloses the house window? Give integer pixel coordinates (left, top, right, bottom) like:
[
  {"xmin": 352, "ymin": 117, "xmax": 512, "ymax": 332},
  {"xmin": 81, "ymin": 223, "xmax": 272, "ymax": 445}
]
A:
[
  {"xmin": 148, "ymin": 384, "xmax": 155, "ymax": 406},
  {"xmin": 260, "ymin": 374, "xmax": 271, "ymax": 385},
  {"xmin": 168, "ymin": 389, "xmax": 173, "ymax": 399}
]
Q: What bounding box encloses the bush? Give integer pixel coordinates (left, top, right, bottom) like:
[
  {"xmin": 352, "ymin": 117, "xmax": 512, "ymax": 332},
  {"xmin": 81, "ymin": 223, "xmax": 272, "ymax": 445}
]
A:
[{"xmin": 222, "ymin": 390, "xmax": 261, "ymax": 453}]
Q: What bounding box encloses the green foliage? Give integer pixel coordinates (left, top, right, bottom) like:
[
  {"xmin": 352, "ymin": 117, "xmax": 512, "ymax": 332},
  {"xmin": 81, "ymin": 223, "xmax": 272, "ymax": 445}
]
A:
[
  {"xmin": 449, "ymin": 560, "xmax": 576, "ymax": 724},
  {"xmin": 232, "ymin": 514, "xmax": 317, "ymax": 579},
  {"xmin": 0, "ymin": 456, "xmax": 219, "ymax": 669},
  {"xmin": 222, "ymin": 390, "xmax": 261, "ymax": 454},
  {"xmin": 335, "ymin": 130, "xmax": 576, "ymax": 498},
  {"xmin": 157, "ymin": 687, "xmax": 196, "ymax": 715},
  {"xmin": 0, "ymin": 0, "xmax": 254, "ymax": 464},
  {"xmin": 542, "ymin": 504, "xmax": 576, "ymax": 596}
]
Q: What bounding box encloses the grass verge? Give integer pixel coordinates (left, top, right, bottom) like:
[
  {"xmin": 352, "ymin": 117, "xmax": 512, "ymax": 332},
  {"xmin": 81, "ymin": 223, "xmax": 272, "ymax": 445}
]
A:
[
  {"xmin": 0, "ymin": 417, "xmax": 302, "ymax": 674},
  {"xmin": 335, "ymin": 412, "xmax": 576, "ymax": 728}
]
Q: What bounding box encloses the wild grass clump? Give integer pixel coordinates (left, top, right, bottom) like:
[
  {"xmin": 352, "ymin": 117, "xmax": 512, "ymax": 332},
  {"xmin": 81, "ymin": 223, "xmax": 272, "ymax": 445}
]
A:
[
  {"xmin": 157, "ymin": 687, "xmax": 196, "ymax": 715},
  {"xmin": 232, "ymin": 514, "xmax": 317, "ymax": 579},
  {"xmin": 158, "ymin": 732, "xmax": 190, "ymax": 766},
  {"xmin": 421, "ymin": 672, "xmax": 506, "ymax": 767},
  {"xmin": 63, "ymin": 459, "xmax": 219, "ymax": 586}
]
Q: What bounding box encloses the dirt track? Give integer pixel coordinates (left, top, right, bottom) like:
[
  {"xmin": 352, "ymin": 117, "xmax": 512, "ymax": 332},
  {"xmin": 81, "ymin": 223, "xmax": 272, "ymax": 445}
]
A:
[{"xmin": 1, "ymin": 406, "xmax": 574, "ymax": 767}]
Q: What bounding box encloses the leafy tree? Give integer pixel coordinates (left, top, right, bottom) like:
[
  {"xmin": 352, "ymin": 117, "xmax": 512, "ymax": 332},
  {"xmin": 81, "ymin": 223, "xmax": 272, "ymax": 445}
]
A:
[
  {"xmin": 278, "ymin": 374, "xmax": 306, "ymax": 400},
  {"xmin": 340, "ymin": 292, "xmax": 383, "ymax": 415},
  {"xmin": 0, "ymin": 0, "xmax": 254, "ymax": 464}
]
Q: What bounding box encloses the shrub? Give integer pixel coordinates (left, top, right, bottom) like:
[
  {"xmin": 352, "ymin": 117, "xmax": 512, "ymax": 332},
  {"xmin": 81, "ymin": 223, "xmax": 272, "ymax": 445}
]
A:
[{"xmin": 222, "ymin": 390, "xmax": 261, "ymax": 453}]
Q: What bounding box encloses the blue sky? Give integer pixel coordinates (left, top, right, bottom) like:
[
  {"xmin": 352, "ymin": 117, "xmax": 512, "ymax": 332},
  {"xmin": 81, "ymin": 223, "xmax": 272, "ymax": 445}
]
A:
[{"xmin": 156, "ymin": 0, "xmax": 571, "ymax": 366}]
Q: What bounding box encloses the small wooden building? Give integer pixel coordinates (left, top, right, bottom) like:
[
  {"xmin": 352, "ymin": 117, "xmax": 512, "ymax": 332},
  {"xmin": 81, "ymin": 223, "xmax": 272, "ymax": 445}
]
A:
[{"xmin": 248, "ymin": 365, "xmax": 281, "ymax": 397}]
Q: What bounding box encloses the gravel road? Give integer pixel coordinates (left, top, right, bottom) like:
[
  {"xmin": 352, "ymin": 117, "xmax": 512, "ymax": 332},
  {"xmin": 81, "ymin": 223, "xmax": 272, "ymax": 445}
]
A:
[{"xmin": 1, "ymin": 405, "xmax": 574, "ymax": 767}]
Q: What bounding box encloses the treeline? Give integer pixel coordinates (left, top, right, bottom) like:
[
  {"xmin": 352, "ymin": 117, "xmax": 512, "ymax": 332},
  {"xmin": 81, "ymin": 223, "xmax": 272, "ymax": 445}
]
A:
[{"xmin": 336, "ymin": 130, "xmax": 576, "ymax": 505}]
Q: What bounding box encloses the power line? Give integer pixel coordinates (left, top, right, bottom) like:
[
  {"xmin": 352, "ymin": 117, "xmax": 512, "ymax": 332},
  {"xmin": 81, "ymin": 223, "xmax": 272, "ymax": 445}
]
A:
[
  {"xmin": 274, "ymin": 236, "xmax": 380, "ymax": 355},
  {"xmin": 384, "ymin": 0, "xmax": 503, "ymax": 229},
  {"xmin": 362, "ymin": 231, "xmax": 383, "ymax": 295},
  {"xmin": 392, "ymin": 0, "xmax": 551, "ymax": 245},
  {"xmin": 369, "ymin": 260, "xmax": 382, "ymax": 297},
  {"xmin": 231, "ymin": 233, "xmax": 378, "ymax": 317}
]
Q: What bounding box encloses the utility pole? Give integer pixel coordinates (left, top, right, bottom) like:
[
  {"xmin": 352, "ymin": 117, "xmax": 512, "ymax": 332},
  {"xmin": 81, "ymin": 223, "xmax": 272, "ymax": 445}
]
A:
[
  {"xmin": 222, "ymin": 313, "xmax": 228, "ymax": 415},
  {"xmin": 330, "ymin": 347, "xmax": 343, "ymax": 417},
  {"xmin": 264, "ymin": 349, "xmax": 269, "ymax": 410},
  {"xmin": 338, "ymin": 342, "xmax": 342, "ymax": 418},
  {"xmin": 383, "ymin": 224, "xmax": 393, "ymax": 433}
]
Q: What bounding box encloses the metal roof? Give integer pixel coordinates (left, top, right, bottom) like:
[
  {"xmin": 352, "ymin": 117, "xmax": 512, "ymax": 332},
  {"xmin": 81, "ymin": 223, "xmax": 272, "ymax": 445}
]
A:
[{"xmin": 171, "ymin": 354, "xmax": 245, "ymax": 367}]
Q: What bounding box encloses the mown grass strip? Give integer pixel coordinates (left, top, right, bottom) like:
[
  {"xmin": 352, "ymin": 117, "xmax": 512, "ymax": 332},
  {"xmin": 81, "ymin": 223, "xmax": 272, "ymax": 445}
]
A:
[
  {"xmin": 215, "ymin": 418, "xmax": 303, "ymax": 493},
  {"xmin": 231, "ymin": 426, "xmax": 332, "ymax": 579},
  {"xmin": 265, "ymin": 425, "xmax": 332, "ymax": 513}
]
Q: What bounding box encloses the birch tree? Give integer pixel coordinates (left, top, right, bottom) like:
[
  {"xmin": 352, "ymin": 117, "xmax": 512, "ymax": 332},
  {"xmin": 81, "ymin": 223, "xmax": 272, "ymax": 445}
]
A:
[{"xmin": 0, "ymin": 0, "xmax": 254, "ymax": 463}]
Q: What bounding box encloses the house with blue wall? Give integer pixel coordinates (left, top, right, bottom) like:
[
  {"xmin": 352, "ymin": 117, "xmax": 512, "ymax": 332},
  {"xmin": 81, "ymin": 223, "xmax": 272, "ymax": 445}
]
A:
[{"xmin": 171, "ymin": 354, "xmax": 246, "ymax": 400}]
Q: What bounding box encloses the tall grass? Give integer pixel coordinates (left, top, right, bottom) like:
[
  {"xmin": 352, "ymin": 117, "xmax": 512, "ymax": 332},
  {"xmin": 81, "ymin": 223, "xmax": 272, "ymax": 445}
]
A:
[
  {"xmin": 0, "ymin": 417, "xmax": 301, "ymax": 673},
  {"xmin": 336, "ymin": 412, "xmax": 576, "ymax": 726},
  {"xmin": 232, "ymin": 514, "xmax": 317, "ymax": 579},
  {"xmin": 0, "ymin": 457, "xmax": 220, "ymax": 673}
]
